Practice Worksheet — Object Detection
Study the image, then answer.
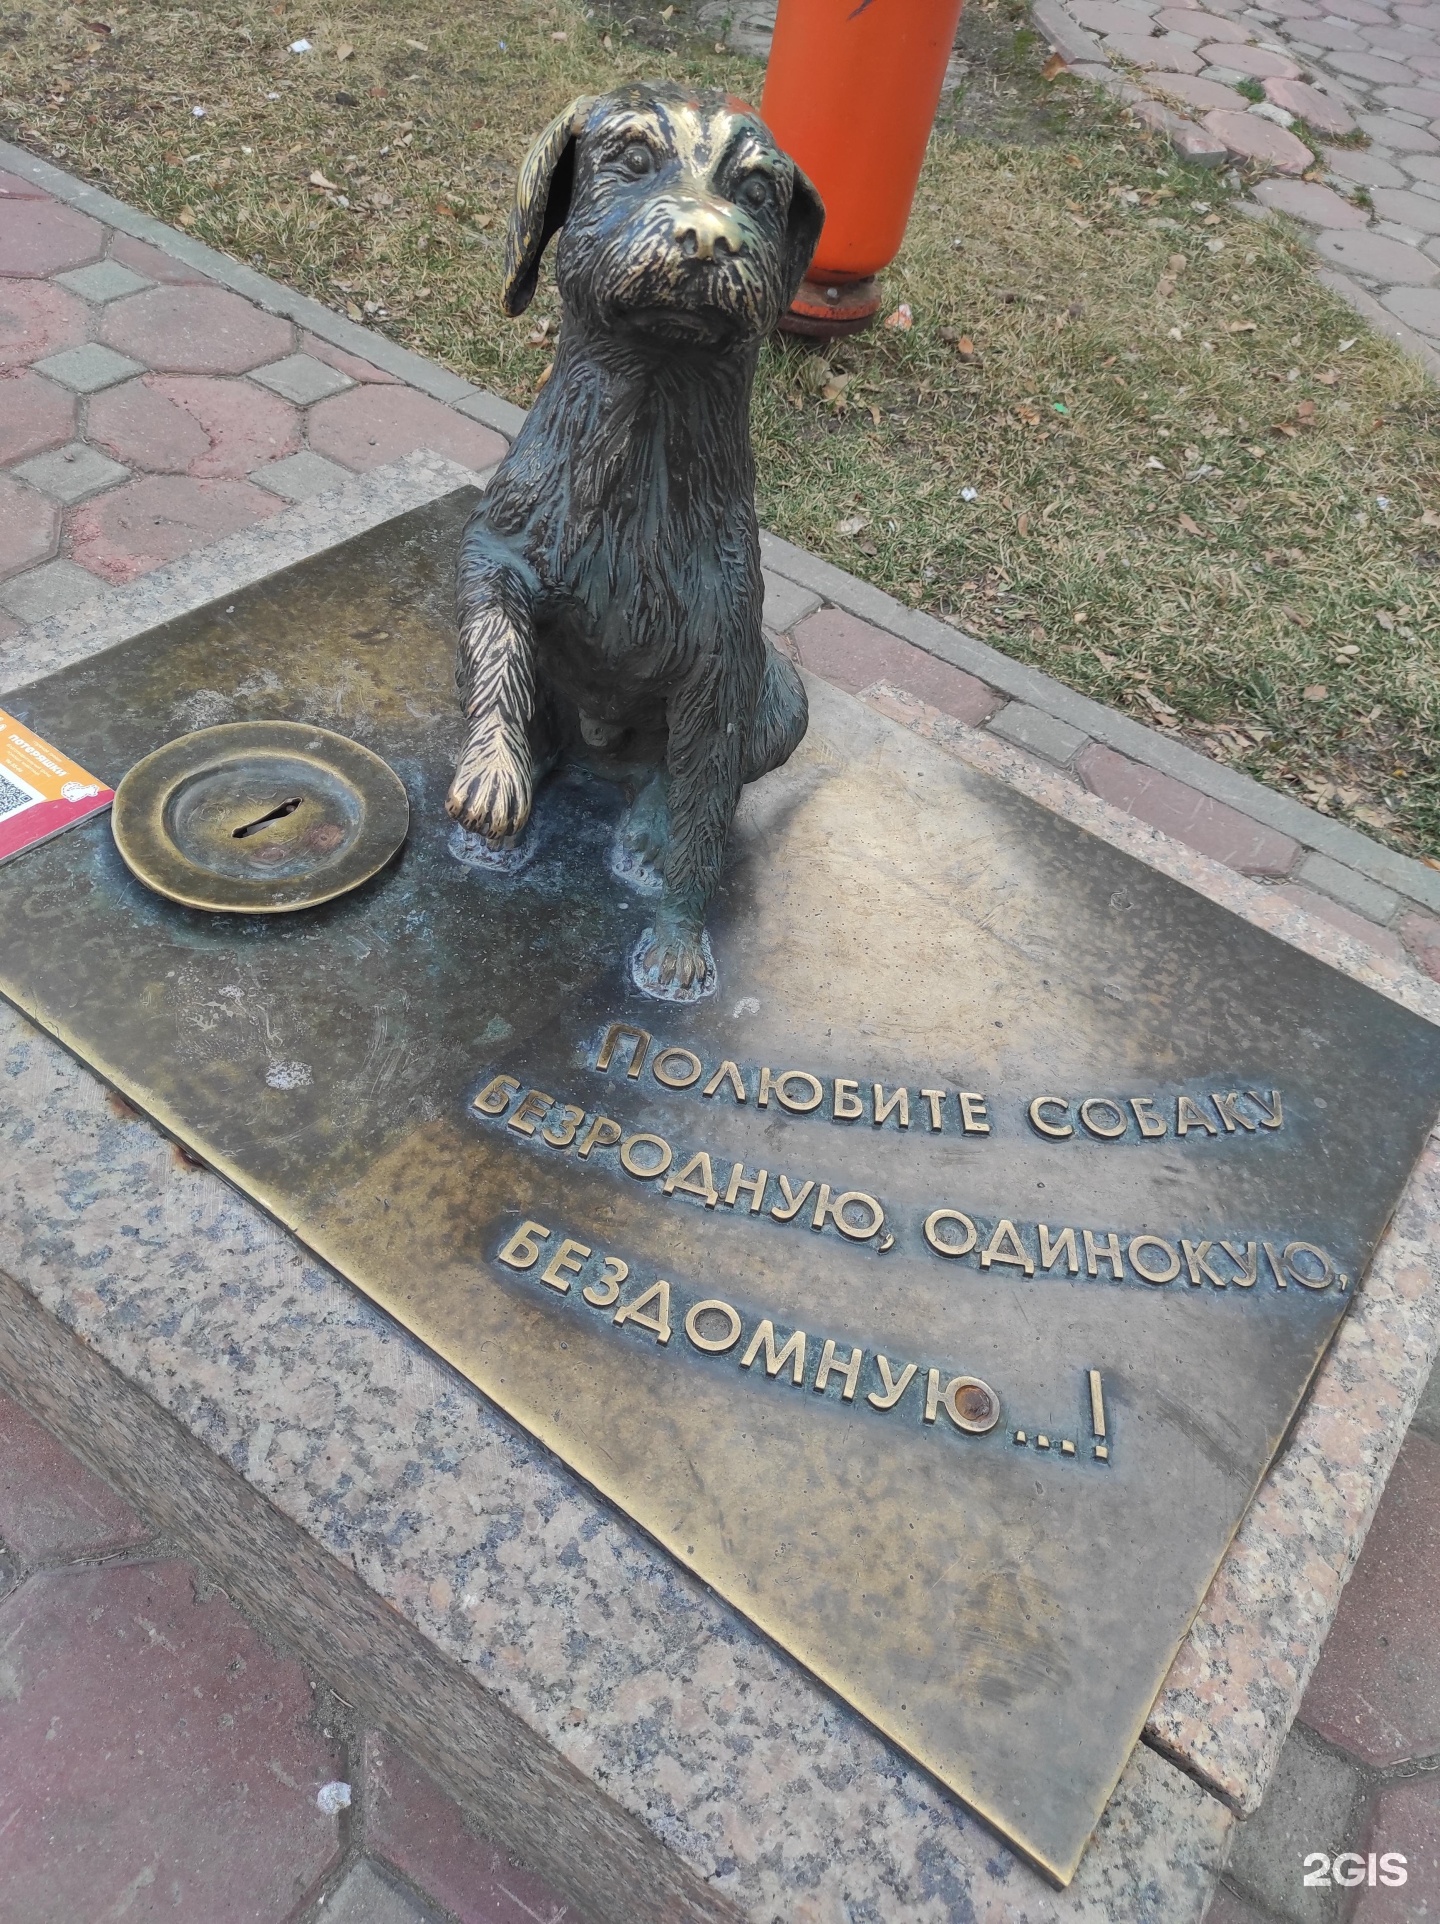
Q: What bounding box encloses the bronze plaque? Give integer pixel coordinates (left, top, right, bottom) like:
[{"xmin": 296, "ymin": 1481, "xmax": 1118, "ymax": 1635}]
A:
[{"xmin": 3, "ymin": 493, "xmax": 1437, "ymax": 1883}]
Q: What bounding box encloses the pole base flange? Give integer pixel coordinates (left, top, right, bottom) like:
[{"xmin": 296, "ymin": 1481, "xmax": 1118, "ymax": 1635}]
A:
[{"xmin": 779, "ymin": 275, "xmax": 882, "ymax": 339}]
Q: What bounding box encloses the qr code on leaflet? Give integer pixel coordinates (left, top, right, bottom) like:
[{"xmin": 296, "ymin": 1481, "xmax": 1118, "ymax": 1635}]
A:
[{"xmin": 0, "ymin": 770, "xmax": 39, "ymax": 821}]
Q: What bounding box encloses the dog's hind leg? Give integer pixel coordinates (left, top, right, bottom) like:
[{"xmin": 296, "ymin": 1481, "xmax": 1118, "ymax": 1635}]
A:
[
  {"xmin": 447, "ymin": 528, "xmax": 542, "ymax": 842},
  {"xmin": 742, "ymin": 641, "xmax": 808, "ymax": 784}
]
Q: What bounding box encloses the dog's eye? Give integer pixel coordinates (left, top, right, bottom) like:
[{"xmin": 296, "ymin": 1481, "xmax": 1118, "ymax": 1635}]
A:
[
  {"xmin": 620, "ymin": 143, "xmax": 655, "ymax": 177},
  {"xmin": 739, "ymin": 174, "xmax": 773, "ymax": 210}
]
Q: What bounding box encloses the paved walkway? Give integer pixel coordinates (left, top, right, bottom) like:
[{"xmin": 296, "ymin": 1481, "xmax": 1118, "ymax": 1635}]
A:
[
  {"xmin": 1, "ymin": 141, "xmax": 1440, "ymax": 1918},
  {"xmin": 0, "ymin": 1388, "xmax": 579, "ymax": 1924},
  {"xmin": 1035, "ymin": 0, "xmax": 1440, "ymax": 369}
]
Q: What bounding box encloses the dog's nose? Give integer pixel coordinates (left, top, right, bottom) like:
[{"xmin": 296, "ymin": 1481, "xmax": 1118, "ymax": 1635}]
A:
[{"xmin": 672, "ymin": 198, "xmax": 743, "ymax": 262}]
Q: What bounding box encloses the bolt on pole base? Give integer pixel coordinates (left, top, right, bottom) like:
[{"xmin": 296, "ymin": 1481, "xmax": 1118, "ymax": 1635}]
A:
[{"xmin": 779, "ymin": 274, "xmax": 881, "ymax": 339}]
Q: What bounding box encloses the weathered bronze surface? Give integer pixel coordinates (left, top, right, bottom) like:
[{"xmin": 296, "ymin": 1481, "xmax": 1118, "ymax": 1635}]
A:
[
  {"xmin": 111, "ymin": 719, "xmax": 409, "ymax": 913},
  {"xmin": 449, "ymin": 86, "xmax": 823, "ymax": 1002},
  {"xmin": 3, "ymin": 494, "xmax": 1439, "ymax": 1885}
]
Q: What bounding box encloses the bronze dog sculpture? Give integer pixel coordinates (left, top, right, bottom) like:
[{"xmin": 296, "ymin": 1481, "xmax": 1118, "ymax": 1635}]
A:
[{"xmin": 447, "ymin": 84, "xmax": 824, "ymax": 1000}]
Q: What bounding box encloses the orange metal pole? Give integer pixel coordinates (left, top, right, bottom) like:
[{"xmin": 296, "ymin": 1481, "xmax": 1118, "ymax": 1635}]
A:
[{"xmin": 760, "ymin": 0, "xmax": 966, "ymax": 335}]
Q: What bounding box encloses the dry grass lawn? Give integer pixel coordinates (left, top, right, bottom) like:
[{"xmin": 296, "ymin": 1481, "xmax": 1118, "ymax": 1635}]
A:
[{"xmin": 2, "ymin": 0, "xmax": 1437, "ymax": 857}]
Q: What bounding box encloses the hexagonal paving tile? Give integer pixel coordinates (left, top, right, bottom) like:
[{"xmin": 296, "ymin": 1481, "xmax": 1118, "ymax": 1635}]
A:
[
  {"xmin": 0, "ymin": 280, "xmax": 87, "ymax": 371},
  {"xmin": 0, "ymin": 475, "xmax": 59, "ymax": 580},
  {"xmin": 99, "ymin": 284, "xmax": 292, "ymax": 374},
  {"xmin": 0, "ymin": 199, "xmax": 103, "ymax": 278},
  {"xmin": 88, "ymin": 373, "xmax": 301, "ymax": 477},
  {"xmin": 306, "ymin": 385, "xmax": 507, "ymax": 473},
  {"xmin": 0, "ymin": 368, "xmax": 75, "ymax": 464},
  {"xmin": 68, "ymin": 472, "xmax": 284, "ymax": 584}
]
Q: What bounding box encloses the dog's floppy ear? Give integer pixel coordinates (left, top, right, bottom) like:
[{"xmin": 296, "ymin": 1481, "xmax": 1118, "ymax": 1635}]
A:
[
  {"xmin": 502, "ymin": 95, "xmax": 595, "ymax": 317},
  {"xmin": 780, "ymin": 161, "xmax": 825, "ymax": 309}
]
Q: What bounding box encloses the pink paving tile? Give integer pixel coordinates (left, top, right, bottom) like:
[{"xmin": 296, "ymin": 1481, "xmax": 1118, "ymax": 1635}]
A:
[
  {"xmin": 1108, "ymin": 31, "xmax": 1206, "ymax": 66},
  {"xmin": 1300, "ymin": 1429, "xmax": 1440, "ymax": 1766},
  {"xmin": 1202, "ymin": 108, "xmax": 1315, "ymax": 169},
  {"xmin": 306, "ymin": 384, "xmax": 507, "ymax": 472},
  {"xmin": 108, "ymin": 232, "xmax": 208, "ymax": 284},
  {"xmin": 1199, "ymin": 39, "xmax": 1301, "ymax": 73},
  {"xmin": 0, "ymin": 279, "xmax": 87, "ymax": 371},
  {"xmin": 1262, "ymin": 76, "xmax": 1357, "ymax": 133},
  {"xmin": 1146, "ymin": 70, "xmax": 1251, "ymax": 107},
  {"xmin": 0, "ymin": 1392, "xmax": 149, "ymax": 1562},
  {"xmin": 1416, "ymin": 52, "xmax": 1440, "ymax": 74},
  {"xmin": 0, "ymin": 367, "xmax": 75, "ymax": 464},
  {"xmin": 1327, "ymin": 47, "xmax": 1418, "ymax": 81},
  {"xmin": 791, "ymin": 608, "xmax": 1005, "ymax": 725},
  {"xmin": 0, "ymin": 199, "xmax": 102, "ymax": 278},
  {"xmin": 1384, "ymin": 284, "xmax": 1440, "ymax": 336},
  {"xmin": 99, "ymin": 284, "xmax": 292, "ymax": 374},
  {"xmin": 1355, "ymin": 1777, "xmax": 1440, "ymax": 1921},
  {"xmin": 300, "ymin": 330, "xmax": 401, "ymax": 383},
  {"xmin": 1266, "ymin": 0, "xmax": 1322, "ymax": 16},
  {"xmin": 1324, "ymin": 145, "xmax": 1410, "ymax": 187},
  {"xmin": 1377, "ymin": 83, "xmax": 1440, "ymax": 113},
  {"xmin": 88, "ymin": 373, "xmax": 301, "ymax": 477},
  {"xmin": 1327, "ymin": 0, "xmax": 1394, "ymax": 22},
  {"xmin": 1071, "ymin": 0, "xmax": 1163, "ymax": 32},
  {"xmin": 1400, "ymin": 908, "xmax": 1440, "ymax": 982},
  {"xmin": 1252, "ymin": 176, "xmax": 1369, "ymax": 224},
  {"xmin": 1371, "ymin": 185, "xmax": 1440, "ymax": 232},
  {"xmin": 67, "ymin": 472, "xmax": 283, "ymax": 584},
  {"xmin": 1295, "ymin": 15, "xmax": 1370, "ymax": 46},
  {"xmin": 0, "ymin": 169, "xmax": 49, "ymax": 200},
  {"xmin": 0, "ymin": 1558, "xmax": 343, "ymax": 1924},
  {"xmin": 1365, "ymin": 23, "xmax": 1440, "ymax": 53},
  {"xmin": 1357, "ymin": 111, "xmax": 1440, "ymax": 149},
  {"xmin": 1275, "ymin": 883, "xmax": 1404, "ymax": 956},
  {"xmin": 1313, "ymin": 227, "xmax": 1439, "ymax": 282},
  {"xmin": 0, "ymin": 475, "xmax": 59, "ymax": 579},
  {"xmin": 1203, "ymin": 1888, "xmax": 1276, "ymax": 1924},
  {"xmin": 1075, "ymin": 743, "xmax": 1299, "ymax": 873},
  {"xmin": 1155, "ymin": 6, "xmax": 1252, "ymax": 35},
  {"xmin": 364, "ymin": 1733, "xmax": 584, "ymax": 1924}
]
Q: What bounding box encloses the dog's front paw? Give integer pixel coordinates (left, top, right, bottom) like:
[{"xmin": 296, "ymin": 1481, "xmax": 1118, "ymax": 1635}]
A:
[
  {"xmin": 446, "ymin": 735, "xmax": 533, "ymax": 841},
  {"xmin": 631, "ymin": 923, "xmax": 717, "ymax": 1003}
]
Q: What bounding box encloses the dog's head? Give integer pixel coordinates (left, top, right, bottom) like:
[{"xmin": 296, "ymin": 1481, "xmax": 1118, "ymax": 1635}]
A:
[{"xmin": 502, "ymin": 83, "xmax": 824, "ymax": 348}]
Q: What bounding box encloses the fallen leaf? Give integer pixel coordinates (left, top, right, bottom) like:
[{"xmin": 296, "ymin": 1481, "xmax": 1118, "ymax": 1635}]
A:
[
  {"xmin": 309, "ymin": 168, "xmax": 339, "ymax": 191},
  {"xmin": 536, "ymin": 362, "xmax": 553, "ymax": 392},
  {"xmin": 1016, "ymin": 405, "xmax": 1042, "ymax": 427},
  {"xmin": 1420, "ymin": 508, "xmax": 1440, "ymax": 527},
  {"xmin": 1167, "ymin": 252, "xmax": 1187, "ymax": 273},
  {"xmin": 1315, "ymin": 370, "xmax": 1338, "ymax": 385},
  {"xmin": 1302, "ymin": 685, "xmax": 1328, "ymax": 701},
  {"xmin": 955, "ymin": 334, "xmax": 977, "ymax": 361},
  {"xmin": 433, "ymin": 200, "xmax": 456, "ymax": 217},
  {"xmin": 1376, "ymin": 610, "xmax": 1397, "ymax": 631},
  {"xmin": 551, "ymin": 29, "xmax": 568, "ymax": 39},
  {"xmin": 1178, "ymin": 512, "xmax": 1204, "ymax": 537},
  {"xmin": 602, "ymin": 33, "xmax": 613, "ymax": 48},
  {"xmin": 836, "ymin": 514, "xmax": 870, "ymax": 537},
  {"xmin": 1352, "ymin": 803, "xmax": 1397, "ymax": 830},
  {"xmin": 1017, "ymin": 512, "xmax": 1030, "ymax": 536},
  {"xmin": 335, "ymin": 40, "xmax": 353, "ymax": 60},
  {"xmin": 1271, "ymin": 422, "xmax": 1298, "ymax": 438},
  {"xmin": 1145, "ymin": 455, "xmax": 1165, "ymax": 470},
  {"xmin": 1155, "ymin": 276, "xmax": 1176, "ymax": 300},
  {"xmin": 405, "ymin": 39, "xmax": 429, "ymax": 52},
  {"xmin": 1041, "ymin": 51, "xmax": 1066, "ymax": 78},
  {"xmin": 177, "ymin": 205, "xmax": 197, "ymax": 227},
  {"xmin": 883, "ymin": 303, "xmax": 914, "ymax": 330},
  {"xmin": 1225, "ymin": 320, "xmax": 1257, "ymax": 333},
  {"xmin": 660, "ymin": 4, "xmax": 676, "ymax": 16},
  {"xmin": 1295, "ymin": 398, "xmax": 1316, "ymax": 421},
  {"xmin": 868, "ymin": 404, "xmax": 882, "ymax": 428}
]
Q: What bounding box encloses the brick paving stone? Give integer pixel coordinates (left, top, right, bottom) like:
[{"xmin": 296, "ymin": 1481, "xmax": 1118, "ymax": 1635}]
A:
[
  {"xmin": 1276, "ymin": 883, "xmax": 1406, "ymax": 956},
  {"xmin": 252, "ymin": 449, "xmax": 353, "ymax": 502},
  {"xmin": 1263, "ymin": 74, "xmax": 1358, "ymax": 129},
  {"xmin": 0, "ymin": 1557, "xmax": 344, "ymax": 1923},
  {"xmin": 1323, "ymin": 144, "xmax": 1410, "ymax": 184},
  {"xmin": 0, "ymin": 1392, "xmax": 149, "ymax": 1562},
  {"xmin": 0, "ymin": 557, "xmax": 104, "ymax": 622},
  {"xmin": 1369, "ymin": 22, "xmax": 1440, "ymax": 53},
  {"xmin": 100, "ymin": 283, "xmax": 292, "ymax": 374},
  {"xmin": 1358, "ymin": 110, "xmax": 1440, "ymax": 146},
  {"xmin": 108, "ymin": 231, "xmax": 208, "ymax": 283},
  {"xmin": 248, "ymin": 350, "xmax": 352, "ymax": 404},
  {"xmin": 300, "ymin": 330, "xmax": 402, "ymax": 382},
  {"xmin": 365, "ymin": 1731, "xmax": 582, "ymax": 1924},
  {"xmin": 0, "ymin": 475, "xmax": 58, "ymax": 580},
  {"xmin": 32, "ymin": 342, "xmax": 144, "ymax": 393},
  {"xmin": 988, "ymin": 700, "xmax": 1089, "ymax": 764},
  {"xmin": 12, "ymin": 442, "xmax": 129, "ymax": 504},
  {"xmin": 791, "ymin": 607, "xmax": 1008, "ymax": 727},
  {"xmin": 0, "ymin": 279, "xmax": 87, "ymax": 370},
  {"xmin": 1313, "ymin": 226, "xmax": 1439, "ymax": 277},
  {"xmin": 68, "ymin": 472, "xmax": 283, "ymax": 584},
  {"xmin": 1076, "ymin": 742, "xmax": 1299, "ymax": 872},
  {"xmin": 1297, "ymin": 15, "xmax": 1371, "ymax": 46},
  {"xmin": 0, "ymin": 168, "xmax": 49, "ymax": 199},
  {"xmin": 0, "ymin": 367, "xmax": 74, "ymax": 462},
  {"xmin": 1071, "ymin": 0, "xmax": 1164, "ymax": 31},
  {"xmin": 0, "ymin": 199, "xmax": 102, "ymax": 277},
  {"xmin": 1224, "ymin": 1722, "xmax": 1364, "ymax": 1923},
  {"xmin": 1301, "ymin": 1429, "xmax": 1440, "ymax": 1766},
  {"xmin": 52, "ymin": 259, "xmax": 152, "ymax": 304},
  {"xmin": 1327, "ymin": 46, "xmax": 1418, "ymax": 80},
  {"xmin": 1253, "ymin": 175, "xmax": 1370, "ymax": 222},
  {"xmin": 1372, "ymin": 184, "xmax": 1440, "ymax": 228},
  {"xmin": 1203, "ymin": 106, "xmax": 1316, "ymax": 166},
  {"xmin": 1108, "ymin": 32, "xmax": 1207, "ymax": 66},
  {"xmin": 307, "ymin": 385, "xmax": 507, "ymax": 473},
  {"xmin": 1378, "ymin": 82, "xmax": 1440, "ymax": 113},
  {"xmin": 1201, "ymin": 38, "xmax": 1302, "ymax": 71},
  {"xmin": 761, "ymin": 569, "xmax": 821, "ymax": 633},
  {"xmin": 1148, "ymin": 70, "xmax": 1255, "ymax": 106},
  {"xmin": 1294, "ymin": 848, "xmax": 1399, "ymax": 922},
  {"xmin": 1399, "ymin": 906, "xmax": 1440, "ymax": 979},
  {"xmin": 327, "ymin": 1861, "xmax": 439, "ymax": 1924},
  {"xmin": 1355, "ymin": 1777, "xmax": 1440, "ymax": 1921},
  {"xmin": 88, "ymin": 373, "xmax": 300, "ymax": 477},
  {"xmin": 1156, "ymin": 5, "xmax": 1252, "ymax": 33}
]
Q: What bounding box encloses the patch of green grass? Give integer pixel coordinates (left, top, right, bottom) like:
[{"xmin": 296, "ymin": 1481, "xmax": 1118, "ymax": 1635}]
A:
[{"xmin": 3, "ymin": 0, "xmax": 1435, "ymax": 856}]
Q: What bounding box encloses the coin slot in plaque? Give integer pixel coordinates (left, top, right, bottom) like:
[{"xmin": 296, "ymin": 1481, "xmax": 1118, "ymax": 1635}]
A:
[{"xmin": 112, "ymin": 720, "xmax": 409, "ymax": 913}]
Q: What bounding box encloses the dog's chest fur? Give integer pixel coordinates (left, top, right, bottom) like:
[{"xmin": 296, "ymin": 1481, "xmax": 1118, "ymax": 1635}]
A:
[{"xmin": 483, "ymin": 341, "xmax": 764, "ymax": 718}]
